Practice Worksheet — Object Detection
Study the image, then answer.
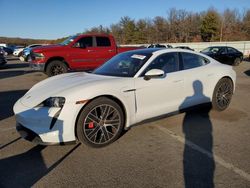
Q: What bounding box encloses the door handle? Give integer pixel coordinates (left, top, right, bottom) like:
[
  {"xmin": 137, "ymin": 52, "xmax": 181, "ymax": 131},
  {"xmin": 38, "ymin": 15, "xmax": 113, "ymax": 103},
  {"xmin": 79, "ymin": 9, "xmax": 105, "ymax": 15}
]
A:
[
  {"xmin": 108, "ymin": 49, "xmax": 115, "ymax": 52},
  {"xmin": 87, "ymin": 50, "xmax": 95, "ymax": 52},
  {"xmin": 207, "ymin": 73, "xmax": 214, "ymax": 77}
]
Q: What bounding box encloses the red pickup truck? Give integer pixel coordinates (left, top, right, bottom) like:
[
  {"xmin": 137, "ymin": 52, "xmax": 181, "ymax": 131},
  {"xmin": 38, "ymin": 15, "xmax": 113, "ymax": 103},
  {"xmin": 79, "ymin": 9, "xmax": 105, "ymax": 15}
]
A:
[{"xmin": 30, "ymin": 34, "xmax": 141, "ymax": 76}]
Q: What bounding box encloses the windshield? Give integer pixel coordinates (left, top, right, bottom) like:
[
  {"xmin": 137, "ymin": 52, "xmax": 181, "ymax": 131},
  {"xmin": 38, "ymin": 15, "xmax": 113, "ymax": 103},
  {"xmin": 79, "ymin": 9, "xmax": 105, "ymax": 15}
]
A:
[
  {"xmin": 93, "ymin": 51, "xmax": 152, "ymax": 77},
  {"xmin": 59, "ymin": 35, "xmax": 78, "ymax": 45}
]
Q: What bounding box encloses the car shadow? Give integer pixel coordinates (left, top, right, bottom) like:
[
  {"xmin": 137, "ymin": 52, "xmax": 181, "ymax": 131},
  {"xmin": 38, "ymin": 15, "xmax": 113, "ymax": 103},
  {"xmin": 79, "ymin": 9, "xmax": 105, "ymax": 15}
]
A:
[
  {"xmin": 0, "ymin": 143, "xmax": 81, "ymax": 188},
  {"xmin": 1, "ymin": 62, "xmax": 29, "ymax": 69},
  {"xmin": 0, "ymin": 90, "xmax": 27, "ymax": 121},
  {"xmin": 244, "ymin": 70, "xmax": 250, "ymax": 76},
  {"xmin": 0, "ymin": 70, "xmax": 36, "ymax": 79},
  {"xmin": 180, "ymin": 80, "xmax": 215, "ymax": 188}
]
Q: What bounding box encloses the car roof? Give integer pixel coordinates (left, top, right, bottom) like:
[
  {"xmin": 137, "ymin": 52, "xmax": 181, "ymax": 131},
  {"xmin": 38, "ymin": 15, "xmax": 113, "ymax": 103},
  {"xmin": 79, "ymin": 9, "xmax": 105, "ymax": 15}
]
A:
[
  {"xmin": 207, "ymin": 46, "xmax": 228, "ymax": 48},
  {"xmin": 124, "ymin": 48, "xmax": 162, "ymax": 54},
  {"xmin": 124, "ymin": 48, "xmax": 207, "ymax": 57}
]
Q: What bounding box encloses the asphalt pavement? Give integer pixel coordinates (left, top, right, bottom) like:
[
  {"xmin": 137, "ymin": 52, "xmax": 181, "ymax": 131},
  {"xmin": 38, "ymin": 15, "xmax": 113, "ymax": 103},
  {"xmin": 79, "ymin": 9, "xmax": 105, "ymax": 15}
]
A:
[{"xmin": 0, "ymin": 59, "xmax": 250, "ymax": 188}]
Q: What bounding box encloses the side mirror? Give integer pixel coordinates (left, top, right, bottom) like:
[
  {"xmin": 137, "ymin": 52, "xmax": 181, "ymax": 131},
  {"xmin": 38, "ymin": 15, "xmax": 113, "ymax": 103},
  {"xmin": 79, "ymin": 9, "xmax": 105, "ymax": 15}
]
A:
[{"xmin": 144, "ymin": 69, "xmax": 165, "ymax": 80}]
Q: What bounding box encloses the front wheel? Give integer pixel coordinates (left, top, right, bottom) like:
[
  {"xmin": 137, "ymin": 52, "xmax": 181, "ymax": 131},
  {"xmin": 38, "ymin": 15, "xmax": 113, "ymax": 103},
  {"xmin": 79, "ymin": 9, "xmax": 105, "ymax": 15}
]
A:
[
  {"xmin": 212, "ymin": 78, "xmax": 233, "ymax": 111},
  {"xmin": 76, "ymin": 97, "xmax": 125, "ymax": 148},
  {"xmin": 26, "ymin": 55, "xmax": 31, "ymax": 62},
  {"xmin": 45, "ymin": 60, "xmax": 68, "ymax": 77}
]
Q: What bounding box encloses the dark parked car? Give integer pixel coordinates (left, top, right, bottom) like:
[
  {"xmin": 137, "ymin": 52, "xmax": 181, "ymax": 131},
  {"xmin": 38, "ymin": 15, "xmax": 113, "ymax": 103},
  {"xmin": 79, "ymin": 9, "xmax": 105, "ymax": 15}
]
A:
[
  {"xmin": 0, "ymin": 46, "xmax": 13, "ymax": 55},
  {"xmin": 175, "ymin": 46, "xmax": 194, "ymax": 51},
  {"xmin": 0, "ymin": 51, "xmax": 7, "ymax": 67},
  {"xmin": 201, "ymin": 46, "xmax": 243, "ymax": 65}
]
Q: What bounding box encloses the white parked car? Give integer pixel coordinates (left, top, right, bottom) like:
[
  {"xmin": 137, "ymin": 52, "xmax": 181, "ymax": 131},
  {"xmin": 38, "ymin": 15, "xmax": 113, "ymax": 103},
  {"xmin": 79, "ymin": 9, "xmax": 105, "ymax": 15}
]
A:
[
  {"xmin": 13, "ymin": 47, "xmax": 25, "ymax": 57},
  {"xmin": 14, "ymin": 49, "xmax": 236, "ymax": 147}
]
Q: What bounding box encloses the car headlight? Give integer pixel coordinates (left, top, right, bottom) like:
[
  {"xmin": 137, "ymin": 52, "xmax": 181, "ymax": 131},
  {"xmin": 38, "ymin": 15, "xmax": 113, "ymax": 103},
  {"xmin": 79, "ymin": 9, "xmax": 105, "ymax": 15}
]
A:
[{"xmin": 41, "ymin": 97, "xmax": 65, "ymax": 108}]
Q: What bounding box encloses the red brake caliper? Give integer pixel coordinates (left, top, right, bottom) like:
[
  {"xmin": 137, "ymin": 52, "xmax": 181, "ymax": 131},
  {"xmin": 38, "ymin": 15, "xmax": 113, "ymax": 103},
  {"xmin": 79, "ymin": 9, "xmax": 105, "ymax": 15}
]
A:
[{"xmin": 88, "ymin": 122, "xmax": 94, "ymax": 129}]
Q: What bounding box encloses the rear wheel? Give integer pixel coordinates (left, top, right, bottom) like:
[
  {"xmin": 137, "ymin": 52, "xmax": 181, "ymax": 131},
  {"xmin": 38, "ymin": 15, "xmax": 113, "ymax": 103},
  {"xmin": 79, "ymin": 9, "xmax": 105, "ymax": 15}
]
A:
[
  {"xmin": 45, "ymin": 60, "xmax": 68, "ymax": 77},
  {"xmin": 212, "ymin": 78, "xmax": 233, "ymax": 111},
  {"xmin": 233, "ymin": 57, "xmax": 241, "ymax": 66},
  {"xmin": 76, "ymin": 97, "xmax": 125, "ymax": 147}
]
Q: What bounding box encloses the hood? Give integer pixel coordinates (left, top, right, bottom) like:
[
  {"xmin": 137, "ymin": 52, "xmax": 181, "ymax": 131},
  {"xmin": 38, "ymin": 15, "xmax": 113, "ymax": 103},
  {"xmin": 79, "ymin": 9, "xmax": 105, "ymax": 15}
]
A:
[
  {"xmin": 32, "ymin": 44, "xmax": 65, "ymax": 53},
  {"xmin": 20, "ymin": 72, "xmax": 114, "ymax": 108}
]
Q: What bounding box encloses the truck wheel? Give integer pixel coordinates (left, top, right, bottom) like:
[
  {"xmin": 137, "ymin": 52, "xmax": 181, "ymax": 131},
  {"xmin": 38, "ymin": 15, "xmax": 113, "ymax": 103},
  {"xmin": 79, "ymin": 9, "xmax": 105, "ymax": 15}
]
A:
[
  {"xmin": 46, "ymin": 60, "xmax": 68, "ymax": 77},
  {"xmin": 76, "ymin": 97, "xmax": 125, "ymax": 148},
  {"xmin": 212, "ymin": 78, "xmax": 233, "ymax": 111}
]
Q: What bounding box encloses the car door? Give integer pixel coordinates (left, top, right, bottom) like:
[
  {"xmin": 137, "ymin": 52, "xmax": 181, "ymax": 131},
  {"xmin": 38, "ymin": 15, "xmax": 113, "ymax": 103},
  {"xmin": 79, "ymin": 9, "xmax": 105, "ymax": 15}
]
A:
[
  {"xmin": 95, "ymin": 36, "xmax": 116, "ymax": 66},
  {"xmin": 69, "ymin": 36, "xmax": 97, "ymax": 70},
  {"xmin": 179, "ymin": 52, "xmax": 212, "ymax": 109},
  {"xmin": 217, "ymin": 47, "xmax": 228, "ymax": 63},
  {"xmin": 135, "ymin": 52, "xmax": 185, "ymax": 122},
  {"xmin": 227, "ymin": 47, "xmax": 240, "ymax": 64}
]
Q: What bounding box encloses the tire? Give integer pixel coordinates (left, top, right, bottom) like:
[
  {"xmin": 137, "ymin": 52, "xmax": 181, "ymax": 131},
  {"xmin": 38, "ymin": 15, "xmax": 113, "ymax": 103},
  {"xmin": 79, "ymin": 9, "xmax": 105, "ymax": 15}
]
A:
[
  {"xmin": 233, "ymin": 57, "xmax": 241, "ymax": 66},
  {"xmin": 18, "ymin": 52, "xmax": 22, "ymax": 57},
  {"xmin": 26, "ymin": 55, "xmax": 31, "ymax": 62},
  {"xmin": 76, "ymin": 97, "xmax": 125, "ymax": 148},
  {"xmin": 0, "ymin": 60, "xmax": 7, "ymax": 67},
  {"xmin": 45, "ymin": 60, "xmax": 68, "ymax": 77},
  {"xmin": 212, "ymin": 78, "xmax": 233, "ymax": 111}
]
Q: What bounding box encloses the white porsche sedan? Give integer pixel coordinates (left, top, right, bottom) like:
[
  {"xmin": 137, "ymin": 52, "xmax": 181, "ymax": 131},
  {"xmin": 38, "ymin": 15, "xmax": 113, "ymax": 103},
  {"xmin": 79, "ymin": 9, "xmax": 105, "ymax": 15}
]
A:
[{"xmin": 14, "ymin": 48, "xmax": 236, "ymax": 147}]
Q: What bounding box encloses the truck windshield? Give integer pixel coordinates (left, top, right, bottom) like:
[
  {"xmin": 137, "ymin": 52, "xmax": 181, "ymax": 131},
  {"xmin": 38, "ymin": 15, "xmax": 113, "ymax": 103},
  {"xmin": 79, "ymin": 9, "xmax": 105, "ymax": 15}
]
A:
[
  {"xmin": 59, "ymin": 35, "xmax": 78, "ymax": 46},
  {"xmin": 93, "ymin": 51, "xmax": 152, "ymax": 77}
]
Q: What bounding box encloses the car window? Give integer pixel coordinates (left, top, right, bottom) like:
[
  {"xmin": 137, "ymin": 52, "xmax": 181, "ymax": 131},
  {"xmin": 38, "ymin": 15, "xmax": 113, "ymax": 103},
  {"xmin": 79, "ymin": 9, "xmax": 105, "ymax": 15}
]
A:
[
  {"xmin": 227, "ymin": 47, "xmax": 238, "ymax": 53},
  {"xmin": 96, "ymin": 37, "xmax": 111, "ymax": 47},
  {"xmin": 142, "ymin": 52, "xmax": 179, "ymax": 75},
  {"xmin": 94, "ymin": 51, "xmax": 152, "ymax": 77},
  {"xmin": 181, "ymin": 52, "xmax": 208, "ymax": 70},
  {"xmin": 219, "ymin": 47, "xmax": 227, "ymax": 54},
  {"xmin": 75, "ymin": 37, "xmax": 93, "ymax": 48},
  {"xmin": 202, "ymin": 47, "xmax": 220, "ymax": 54}
]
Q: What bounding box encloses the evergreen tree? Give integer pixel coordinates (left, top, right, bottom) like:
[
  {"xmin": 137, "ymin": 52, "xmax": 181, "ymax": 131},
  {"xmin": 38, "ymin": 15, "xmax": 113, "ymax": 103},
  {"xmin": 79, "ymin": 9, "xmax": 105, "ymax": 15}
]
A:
[{"xmin": 200, "ymin": 9, "xmax": 220, "ymax": 42}]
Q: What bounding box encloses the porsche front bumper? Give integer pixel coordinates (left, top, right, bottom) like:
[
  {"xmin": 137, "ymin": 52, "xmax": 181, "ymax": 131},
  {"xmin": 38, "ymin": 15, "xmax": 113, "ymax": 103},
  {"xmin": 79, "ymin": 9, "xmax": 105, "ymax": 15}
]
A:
[{"xmin": 14, "ymin": 99, "xmax": 84, "ymax": 145}]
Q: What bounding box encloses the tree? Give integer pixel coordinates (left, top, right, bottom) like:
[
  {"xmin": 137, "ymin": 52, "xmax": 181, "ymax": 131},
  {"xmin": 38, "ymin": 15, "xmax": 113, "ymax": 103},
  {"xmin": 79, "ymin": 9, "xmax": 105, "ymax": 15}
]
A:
[
  {"xmin": 119, "ymin": 16, "xmax": 138, "ymax": 44},
  {"xmin": 152, "ymin": 16, "xmax": 169, "ymax": 43},
  {"xmin": 85, "ymin": 25, "xmax": 110, "ymax": 34},
  {"xmin": 242, "ymin": 9, "xmax": 250, "ymax": 39},
  {"xmin": 200, "ymin": 9, "xmax": 220, "ymax": 42},
  {"xmin": 110, "ymin": 23, "xmax": 123, "ymax": 44},
  {"xmin": 220, "ymin": 9, "xmax": 242, "ymax": 41},
  {"xmin": 134, "ymin": 19, "xmax": 151, "ymax": 44}
]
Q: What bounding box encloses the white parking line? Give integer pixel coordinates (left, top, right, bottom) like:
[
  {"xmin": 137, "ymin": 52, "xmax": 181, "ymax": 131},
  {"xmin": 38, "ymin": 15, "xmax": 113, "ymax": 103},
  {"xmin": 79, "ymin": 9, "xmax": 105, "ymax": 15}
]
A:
[{"xmin": 156, "ymin": 125, "xmax": 250, "ymax": 182}]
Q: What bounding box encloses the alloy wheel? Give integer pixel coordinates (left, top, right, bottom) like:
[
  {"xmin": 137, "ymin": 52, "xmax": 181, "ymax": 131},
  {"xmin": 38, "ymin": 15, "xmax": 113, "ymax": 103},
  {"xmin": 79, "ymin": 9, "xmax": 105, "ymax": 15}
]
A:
[
  {"xmin": 83, "ymin": 104, "xmax": 121, "ymax": 144},
  {"xmin": 216, "ymin": 81, "xmax": 233, "ymax": 109}
]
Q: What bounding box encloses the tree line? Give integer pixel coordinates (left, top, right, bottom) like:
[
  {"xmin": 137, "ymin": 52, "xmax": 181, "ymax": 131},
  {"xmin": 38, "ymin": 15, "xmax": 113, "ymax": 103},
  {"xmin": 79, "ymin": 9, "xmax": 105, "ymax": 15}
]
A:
[
  {"xmin": 1, "ymin": 8, "xmax": 250, "ymax": 46},
  {"xmin": 85, "ymin": 8, "xmax": 250, "ymax": 44},
  {"xmin": 0, "ymin": 37, "xmax": 53, "ymax": 47}
]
